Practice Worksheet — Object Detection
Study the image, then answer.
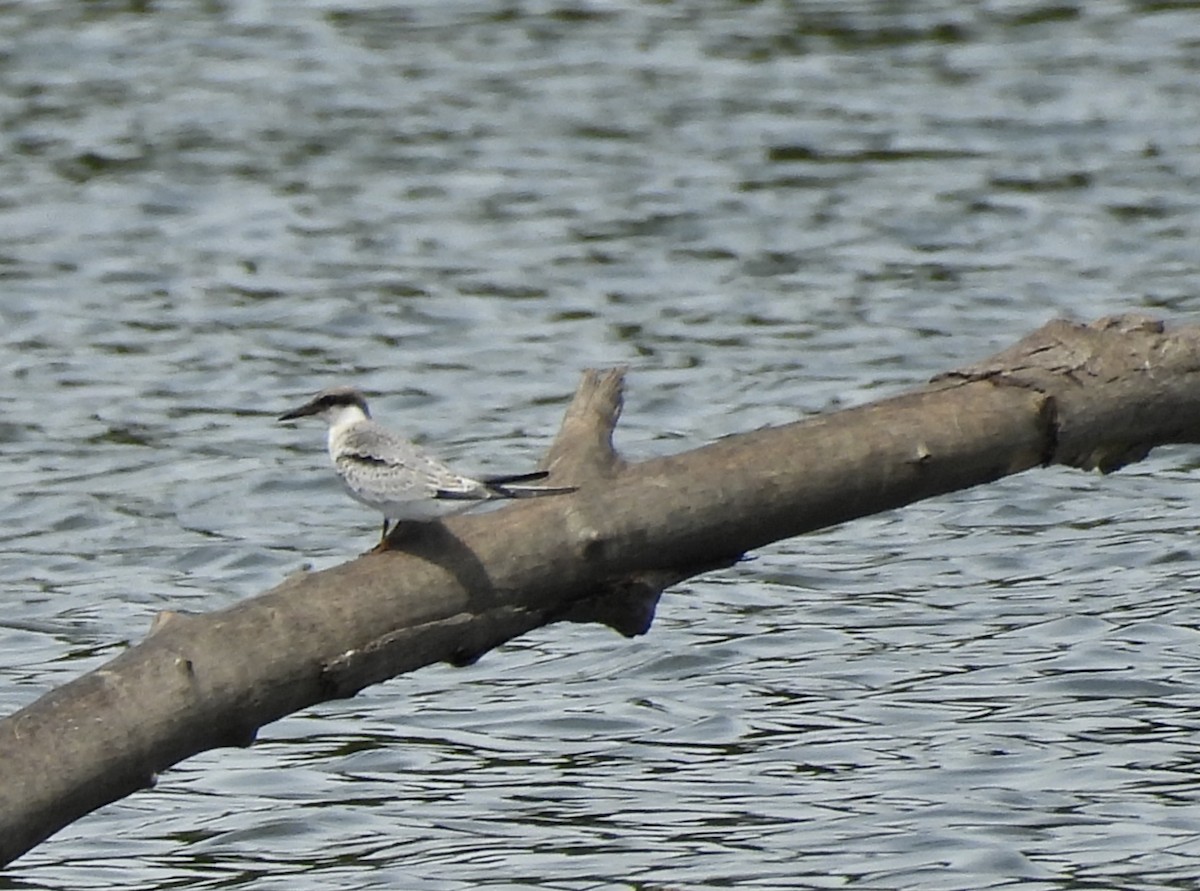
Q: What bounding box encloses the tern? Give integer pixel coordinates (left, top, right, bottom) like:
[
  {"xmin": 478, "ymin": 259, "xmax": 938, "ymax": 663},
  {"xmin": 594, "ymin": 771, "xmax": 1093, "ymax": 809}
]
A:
[{"xmin": 278, "ymin": 386, "xmax": 575, "ymax": 550}]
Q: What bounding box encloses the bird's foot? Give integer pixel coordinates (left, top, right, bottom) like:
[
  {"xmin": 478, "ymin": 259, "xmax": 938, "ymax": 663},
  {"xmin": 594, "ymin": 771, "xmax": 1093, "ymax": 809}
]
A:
[{"xmin": 366, "ymin": 521, "xmax": 405, "ymax": 554}]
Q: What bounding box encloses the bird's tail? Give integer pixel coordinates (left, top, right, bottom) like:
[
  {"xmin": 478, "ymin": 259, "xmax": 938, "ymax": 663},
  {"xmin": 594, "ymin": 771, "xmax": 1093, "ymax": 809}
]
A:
[{"xmin": 482, "ymin": 470, "xmax": 577, "ymax": 499}]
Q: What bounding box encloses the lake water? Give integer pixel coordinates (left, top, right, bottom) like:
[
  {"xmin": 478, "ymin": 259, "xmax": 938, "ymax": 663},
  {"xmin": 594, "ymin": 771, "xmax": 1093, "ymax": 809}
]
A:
[{"xmin": 2, "ymin": 1, "xmax": 1200, "ymax": 888}]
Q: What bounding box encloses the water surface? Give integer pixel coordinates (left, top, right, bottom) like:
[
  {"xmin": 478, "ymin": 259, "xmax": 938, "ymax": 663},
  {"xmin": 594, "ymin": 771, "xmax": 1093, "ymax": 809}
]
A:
[{"xmin": 2, "ymin": 2, "xmax": 1200, "ymax": 888}]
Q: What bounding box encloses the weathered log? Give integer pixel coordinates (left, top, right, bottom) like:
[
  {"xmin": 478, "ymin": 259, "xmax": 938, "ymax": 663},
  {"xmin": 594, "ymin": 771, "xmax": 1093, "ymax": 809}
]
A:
[{"xmin": 2, "ymin": 313, "xmax": 1199, "ymax": 867}]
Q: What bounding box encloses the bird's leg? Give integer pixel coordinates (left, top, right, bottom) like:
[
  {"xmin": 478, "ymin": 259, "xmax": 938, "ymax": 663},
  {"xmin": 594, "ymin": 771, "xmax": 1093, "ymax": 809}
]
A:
[
  {"xmin": 369, "ymin": 519, "xmax": 392, "ymax": 554},
  {"xmin": 370, "ymin": 519, "xmax": 415, "ymax": 554}
]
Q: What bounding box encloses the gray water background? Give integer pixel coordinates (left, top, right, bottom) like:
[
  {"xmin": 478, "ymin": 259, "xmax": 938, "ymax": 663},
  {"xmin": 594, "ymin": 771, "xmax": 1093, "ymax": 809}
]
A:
[{"xmin": 1, "ymin": 1, "xmax": 1200, "ymax": 888}]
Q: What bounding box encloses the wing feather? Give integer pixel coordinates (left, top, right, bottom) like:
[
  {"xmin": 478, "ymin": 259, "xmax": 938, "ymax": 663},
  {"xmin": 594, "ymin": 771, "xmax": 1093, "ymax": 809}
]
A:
[{"xmin": 333, "ymin": 422, "xmax": 488, "ymax": 506}]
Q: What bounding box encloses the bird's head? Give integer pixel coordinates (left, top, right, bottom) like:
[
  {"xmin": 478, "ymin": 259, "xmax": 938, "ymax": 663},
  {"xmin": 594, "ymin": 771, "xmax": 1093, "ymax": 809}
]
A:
[{"xmin": 278, "ymin": 386, "xmax": 372, "ymax": 427}]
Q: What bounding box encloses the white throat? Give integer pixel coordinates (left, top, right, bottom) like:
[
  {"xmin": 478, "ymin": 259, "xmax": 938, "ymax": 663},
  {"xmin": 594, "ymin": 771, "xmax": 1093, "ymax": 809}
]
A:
[{"xmin": 324, "ymin": 403, "xmax": 369, "ymax": 453}]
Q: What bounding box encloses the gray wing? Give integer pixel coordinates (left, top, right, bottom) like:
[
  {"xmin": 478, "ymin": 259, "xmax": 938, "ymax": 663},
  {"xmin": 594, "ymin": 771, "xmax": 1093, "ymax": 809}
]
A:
[{"xmin": 334, "ymin": 422, "xmax": 489, "ymax": 503}]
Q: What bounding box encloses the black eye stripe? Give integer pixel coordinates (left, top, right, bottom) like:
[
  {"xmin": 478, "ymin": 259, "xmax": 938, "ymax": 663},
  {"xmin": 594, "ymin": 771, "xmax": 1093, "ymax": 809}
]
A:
[{"xmin": 314, "ymin": 392, "xmax": 364, "ymax": 410}]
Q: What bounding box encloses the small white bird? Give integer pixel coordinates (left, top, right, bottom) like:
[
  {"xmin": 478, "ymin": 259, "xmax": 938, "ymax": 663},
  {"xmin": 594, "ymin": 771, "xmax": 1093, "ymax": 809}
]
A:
[{"xmin": 278, "ymin": 386, "xmax": 575, "ymax": 550}]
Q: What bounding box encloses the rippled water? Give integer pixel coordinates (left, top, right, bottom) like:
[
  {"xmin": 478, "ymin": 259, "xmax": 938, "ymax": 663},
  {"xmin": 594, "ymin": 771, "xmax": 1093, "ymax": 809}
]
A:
[{"xmin": 2, "ymin": 1, "xmax": 1200, "ymax": 888}]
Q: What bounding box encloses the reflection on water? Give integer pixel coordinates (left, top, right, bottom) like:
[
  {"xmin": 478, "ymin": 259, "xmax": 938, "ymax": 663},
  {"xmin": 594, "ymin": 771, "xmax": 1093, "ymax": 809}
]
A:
[{"xmin": 3, "ymin": 1, "xmax": 1200, "ymax": 888}]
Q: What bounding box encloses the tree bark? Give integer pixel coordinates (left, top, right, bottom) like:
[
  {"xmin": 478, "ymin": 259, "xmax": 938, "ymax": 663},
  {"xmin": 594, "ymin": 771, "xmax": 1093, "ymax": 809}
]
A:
[{"xmin": 3, "ymin": 313, "xmax": 1200, "ymax": 866}]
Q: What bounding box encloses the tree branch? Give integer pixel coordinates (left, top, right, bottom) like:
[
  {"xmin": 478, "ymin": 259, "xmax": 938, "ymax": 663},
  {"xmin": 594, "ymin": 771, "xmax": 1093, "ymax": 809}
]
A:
[{"xmin": 3, "ymin": 313, "xmax": 1199, "ymax": 866}]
